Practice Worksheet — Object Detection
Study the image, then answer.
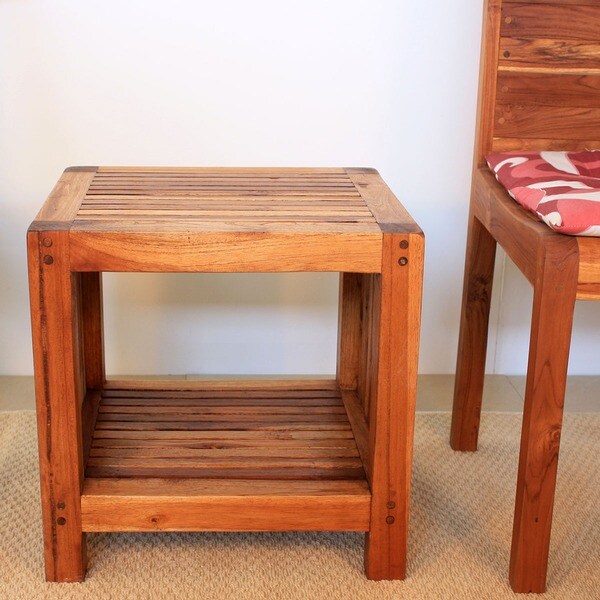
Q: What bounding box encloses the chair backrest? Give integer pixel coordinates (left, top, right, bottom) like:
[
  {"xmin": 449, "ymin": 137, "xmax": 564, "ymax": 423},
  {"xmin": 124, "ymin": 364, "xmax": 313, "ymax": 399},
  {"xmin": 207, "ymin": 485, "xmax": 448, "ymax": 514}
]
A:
[{"xmin": 474, "ymin": 0, "xmax": 600, "ymax": 167}]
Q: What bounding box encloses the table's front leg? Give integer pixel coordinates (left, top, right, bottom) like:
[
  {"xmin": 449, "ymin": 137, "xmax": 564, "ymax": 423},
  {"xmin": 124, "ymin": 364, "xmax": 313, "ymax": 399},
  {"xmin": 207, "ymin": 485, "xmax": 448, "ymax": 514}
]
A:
[
  {"xmin": 365, "ymin": 232, "xmax": 425, "ymax": 580},
  {"xmin": 28, "ymin": 229, "xmax": 87, "ymax": 582}
]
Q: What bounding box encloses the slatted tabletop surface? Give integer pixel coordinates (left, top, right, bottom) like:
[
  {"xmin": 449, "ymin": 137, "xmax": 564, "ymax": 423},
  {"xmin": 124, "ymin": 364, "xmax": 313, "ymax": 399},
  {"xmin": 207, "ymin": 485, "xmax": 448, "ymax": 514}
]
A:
[
  {"xmin": 75, "ymin": 167, "xmax": 377, "ymax": 228},
  {"xmin": 32, "ymin": 166, "xmax": 421, "ymax": 272}
]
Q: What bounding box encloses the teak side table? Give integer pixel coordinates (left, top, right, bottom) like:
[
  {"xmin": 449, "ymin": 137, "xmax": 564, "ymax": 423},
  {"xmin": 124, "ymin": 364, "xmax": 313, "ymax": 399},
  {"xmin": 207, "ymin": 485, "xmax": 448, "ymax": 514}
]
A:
[{"xmin": 27, "ymin": 166, "xmax": 424, "ymax": 582}]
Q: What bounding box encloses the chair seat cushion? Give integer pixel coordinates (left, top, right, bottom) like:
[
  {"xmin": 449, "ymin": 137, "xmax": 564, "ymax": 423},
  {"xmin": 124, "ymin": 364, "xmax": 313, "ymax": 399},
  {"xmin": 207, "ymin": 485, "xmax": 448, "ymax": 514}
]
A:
[{"xmin": 487, "ymin": 151, "xmax": 600, "ymax": 236}]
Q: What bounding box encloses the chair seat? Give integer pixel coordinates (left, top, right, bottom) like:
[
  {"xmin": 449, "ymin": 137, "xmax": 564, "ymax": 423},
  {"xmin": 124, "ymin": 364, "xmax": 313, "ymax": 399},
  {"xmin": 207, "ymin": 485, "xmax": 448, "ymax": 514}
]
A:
[{"xmin": 487, "ymin": 151, "xmax": 600, "ymax": 237}]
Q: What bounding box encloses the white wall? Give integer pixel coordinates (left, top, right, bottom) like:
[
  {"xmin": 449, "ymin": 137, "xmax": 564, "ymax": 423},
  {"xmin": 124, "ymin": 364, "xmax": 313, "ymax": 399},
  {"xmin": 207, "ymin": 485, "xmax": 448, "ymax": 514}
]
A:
[{"xmin": 1, "ymin": 0, "xmax": 598, "ymax": 376}]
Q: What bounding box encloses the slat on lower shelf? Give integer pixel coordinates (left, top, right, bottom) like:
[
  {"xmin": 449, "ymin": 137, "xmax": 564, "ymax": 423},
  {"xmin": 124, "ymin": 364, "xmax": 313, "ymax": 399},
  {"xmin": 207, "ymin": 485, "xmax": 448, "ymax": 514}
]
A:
[
  {"xmin": 82, "ymin": 380, "xmax": 371, "ymax": 532},
  {"xmin": 85, "ymin": 381, "xmax": 367, "ymax": 480},
  {"xmin": 80, "ymin": 478, "xmax": 371, "ymax": 532}
]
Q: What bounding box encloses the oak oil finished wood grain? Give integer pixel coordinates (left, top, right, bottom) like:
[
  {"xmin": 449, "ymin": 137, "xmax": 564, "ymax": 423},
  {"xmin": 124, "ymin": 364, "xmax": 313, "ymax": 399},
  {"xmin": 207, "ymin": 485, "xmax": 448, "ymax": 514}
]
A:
[
  {"xmin": 364, "ymin": 232, "xmax": 424, "ymax": 580},
  {"xmin": 474, "ymin": 0, "xmax": 503, "ymax": 167},
  {"xmin": 27, "ymin": 229, "xmax": 87, "ymax": 582},
  {"xmin": 492, "ymin": 137, "xmax": 600, "ymax": 152},
  {"xmin": 452, "ymin": 0, "xmax": 600, "ymax": 592},
  {"xmin": 85, "ymin": 385, "xmax": 364, "ymax": 480},
  {"xmin": 29, "ymin": 168, "xmax": 96, "ymax": 230},
  {"xmin": 496, "ymin": 1, "xmax": 600, "ymax": 147},
  {"xmin": 450, "ymin": 210, "xmax": 497, "ymax": 451},
  {"xmin": 29, "ymin": 165, "xmax": 423, "ymax": 582},
  {"xmin": 340, "ymin": 389, "xmax": 371, "ymax": 482},
  {"xmin": 336, "ymin": 273, "xmax": 363, "ymax": 390},
  {"xmin": 509, "ymin": 234, "xmax": 579, "ymax": 593},
  {"xmin": 104, "ymin": 378, "xmax": 340, "ymax": 391},
  {"xmin": 577, "ymin": 238, "xmax": 600, "ymax": 300},
  {"xmin": 501, "ymin": 2, "xmax": 600, "ymax": 41},
  {"xmin": 79, "ymin": 273, "xmax": 104, "ymax": 465},
  {"xmin": 81, "ymin": 478, "xmax": 371, "ymax": 532},
  {"xmin": 81, "ymin": 383, "xmax": 370, "ymax": 530},
  {"xmin": 69, "ymin": 230, "xmax": 382, "ymax": 273}
]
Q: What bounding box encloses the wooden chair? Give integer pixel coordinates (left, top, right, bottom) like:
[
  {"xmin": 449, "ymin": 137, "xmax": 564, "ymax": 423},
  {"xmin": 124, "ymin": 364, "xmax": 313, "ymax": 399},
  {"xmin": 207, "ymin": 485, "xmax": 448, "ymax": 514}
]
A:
[{"xmin": 450, "ymin": 0, "xmax": 600, "ymax": 593}]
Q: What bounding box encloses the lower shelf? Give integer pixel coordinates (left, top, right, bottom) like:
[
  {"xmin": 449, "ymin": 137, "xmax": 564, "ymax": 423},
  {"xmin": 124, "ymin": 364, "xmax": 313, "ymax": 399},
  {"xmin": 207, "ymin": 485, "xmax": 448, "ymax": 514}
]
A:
[{"xmin": 81, "ymin": 379, "xmax": 371, "ymax": 532}]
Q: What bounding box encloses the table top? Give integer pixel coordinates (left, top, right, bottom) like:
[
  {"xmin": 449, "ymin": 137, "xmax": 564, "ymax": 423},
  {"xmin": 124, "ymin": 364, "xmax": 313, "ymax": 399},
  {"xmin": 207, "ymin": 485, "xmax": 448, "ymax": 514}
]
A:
[
  {"xmin": 29, "ymin": 167, "xmax": 422, "ymax": 273},
  {"xmin": 31, "ymin": 167, "xmax": 420, "ymax": 235}
]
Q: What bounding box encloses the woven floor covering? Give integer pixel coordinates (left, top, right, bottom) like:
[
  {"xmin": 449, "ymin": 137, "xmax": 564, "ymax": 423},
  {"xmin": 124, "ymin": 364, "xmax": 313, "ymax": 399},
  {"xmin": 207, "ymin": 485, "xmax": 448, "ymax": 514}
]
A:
[{"xmin": 1, "ymin": 411, "xmax": 598, "ymax": 600}]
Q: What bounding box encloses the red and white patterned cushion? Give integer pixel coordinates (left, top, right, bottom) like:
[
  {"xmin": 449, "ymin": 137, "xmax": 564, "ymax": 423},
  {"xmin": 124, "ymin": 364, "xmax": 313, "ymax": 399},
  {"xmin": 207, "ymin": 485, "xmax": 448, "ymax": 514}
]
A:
[{"xmin": 487, "ymin": 151, "xmax": 600, "ymax": 236}]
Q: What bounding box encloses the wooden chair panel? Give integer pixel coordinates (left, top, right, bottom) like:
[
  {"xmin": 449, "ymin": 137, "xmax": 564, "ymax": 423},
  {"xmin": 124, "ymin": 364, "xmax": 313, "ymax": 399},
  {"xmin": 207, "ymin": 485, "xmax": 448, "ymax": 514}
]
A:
[
  {"xmin": 499, "ymin": 38, "xmax": 600, "ymax": 71},
  {"xmin": 578, "ymin": 238, "xmax": 600, "ymax": 300},
  {"xmin": 494, "ymin": 105, "xmax": 600, "ymax": 140},
  {"xmin": 501, "ymin": 2, "xmax": 600, "ymax": 41},
  {"xmin": 496, "ymin": 73, "xmax": 600, "ymax": 108},
  {"xmin": 495, "ymin": 1, "xmax": 600, "ymax": 145}
]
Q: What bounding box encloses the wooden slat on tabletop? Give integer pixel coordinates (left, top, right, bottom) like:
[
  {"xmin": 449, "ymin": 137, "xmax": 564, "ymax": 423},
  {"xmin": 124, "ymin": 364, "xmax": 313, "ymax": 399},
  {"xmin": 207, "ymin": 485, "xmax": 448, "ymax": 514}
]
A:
[{"xmin": 75, "ymin": 169, "xmax": 376, "ymax": 228}]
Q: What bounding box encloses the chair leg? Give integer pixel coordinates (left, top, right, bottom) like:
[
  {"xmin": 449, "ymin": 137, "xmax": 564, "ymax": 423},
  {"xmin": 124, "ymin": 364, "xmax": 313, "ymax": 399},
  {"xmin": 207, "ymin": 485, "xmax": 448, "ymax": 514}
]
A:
[
  {"xmin": 450, "ymin": 211, "xmax": 497, "ymax": 451},
  {"xmin": 509, "ymin": 241, "xmax": 578, "ymax": 593},
  {"xmin": 364, "ymin": 232, "xmax": 424, "ymax": 580},
  {"xmin": 28, "ymin": 230, "xmax": 87, "ymax": 582}
]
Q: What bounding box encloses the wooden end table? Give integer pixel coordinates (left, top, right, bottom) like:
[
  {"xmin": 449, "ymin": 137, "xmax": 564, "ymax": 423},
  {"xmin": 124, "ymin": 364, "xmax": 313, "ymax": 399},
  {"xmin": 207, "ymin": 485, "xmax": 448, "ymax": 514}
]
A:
[{"xmin": 27, "ymin": 167, "xmax": 424, "ymax": 582}]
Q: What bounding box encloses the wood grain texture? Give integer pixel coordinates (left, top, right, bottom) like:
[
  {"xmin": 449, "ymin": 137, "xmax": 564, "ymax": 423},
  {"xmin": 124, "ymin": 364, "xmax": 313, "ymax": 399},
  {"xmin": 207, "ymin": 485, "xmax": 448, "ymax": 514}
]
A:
[
  {"xmin": 28, "ymin": 167, "xmax": 426, "ymax": 274},
  {"xmin": 68, "ymin": 230, "xmax": 382, "ymax": 273},
  {"xmin": 80, "ymin": 383, "xmax": 371, "ymax": 532},
  {"xmin": 495, "ymin": 105, "xmax": 600, "ymax": 140},
  {"xmin": 27, "ymin": 230, "xmax": 87, "ymax": 582},
  {"xmin": 104, "ymin": 379, "xmax": 339, "ymax": 391},
  {"xmin": 577, "ymin": 237, "xmax": 600, "ymax": 300},
  {"xmin": 28, "ymin": 165, "xmax": 424, "ymax": 582},
  {"xmin": 29, "ymin": 169, "xmax": 96, "ymax": 229},
  {"xmin": 474, "ymin": 0, "xmax": 503, "ymax": 166},
  {"xmin": 450, "ymin": 212, "xmax": 497, "ymax": 451},
  {"xmin": 496, "ymin": 72, "xmax": 600, "ymax": 108},
  {"xmin": 81, "ymin": 478, "xmax": 371, "ymax": 532},
  {"xmin": 340, "ymin": 389, "xmax": 371, "ymax": 482},
  {"xmin": 509, "ymin": 235, "xmax": 579, "ymax": 593},
  {"xmin": 453, "ymin": 1, "xmax": 600, "ymax": 592},
  {"xmin": 501, "ymin": 2, "xmax": 600, "ymax": 41},
  {"xmin": 345, "ymin": 170, "xmax": 421, "ymax": 234},
  {"xmin": 85, "ymin": 384, "xmax": 365, "ymax": 481},
  {"xmin": 357, "ymin": 274, "xmax": 380, "ymax": 423},
  {"xmin": 336, "ymin": 273, "xmax": 363, "ymax": 390},
  {"xmin": 499, "ymin": 38, "xmax": 600, "ymax": 72},
  {"xmin": 365, "ymin": 232, "xmax": 424, "ymax": 580},
  {"xmin": 80, "ymin": 495, "xmax": 371, "ymax": 532},
  {"xmin": 80, "ymin": 272, "xmax": 105, "ymax": 389},
  {"xmin": 472, "ymin": 169, "xmax": 554, "ymax": 285},
  {"xmin": 492, "ymin": 137, "xmax": 600, "ymax": 152}
]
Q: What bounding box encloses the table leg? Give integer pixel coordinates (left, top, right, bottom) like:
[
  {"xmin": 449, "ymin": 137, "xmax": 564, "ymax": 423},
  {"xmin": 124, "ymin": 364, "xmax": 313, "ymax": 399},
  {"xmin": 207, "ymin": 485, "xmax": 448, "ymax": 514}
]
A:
[
  {"xmin": 365, "ymin": 232, "xmax": 424, "ymax": 580},
  {"xmin": 28, "ymin": 229, "xmax": 87, "ymax": 582}
]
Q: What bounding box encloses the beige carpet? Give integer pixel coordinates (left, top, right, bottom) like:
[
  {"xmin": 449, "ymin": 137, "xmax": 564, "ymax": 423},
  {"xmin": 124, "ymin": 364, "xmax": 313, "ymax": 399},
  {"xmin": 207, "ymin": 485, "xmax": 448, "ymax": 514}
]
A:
[{"xmin": 1, "ymin": 412, "xmax": 598, "ymax": 599}]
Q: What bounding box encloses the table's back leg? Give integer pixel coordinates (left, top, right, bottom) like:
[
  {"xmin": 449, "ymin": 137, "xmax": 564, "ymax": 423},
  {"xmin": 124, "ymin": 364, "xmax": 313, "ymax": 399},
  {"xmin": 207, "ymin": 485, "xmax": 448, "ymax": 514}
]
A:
[
  {"xmin": 27, "ymin": 229, "xmax": 87, "ymax": 582},
  {"xmin": 80, "ymin": 272, "xmax": 105, "ymax": 390},
  {"xmin": 450, "ymin": 209, "xmax": 497, "ymax": 451},
  {"xmin": 365, "ymin": 232, "xmax": 424, "ymax": 580},
  {"xmin": 337, "ymin": 273, "xmax": 362, "ymax": 390},
  {"xmin": 79, "ymin": 272, "xmax": 105, "ymax": 466}
]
